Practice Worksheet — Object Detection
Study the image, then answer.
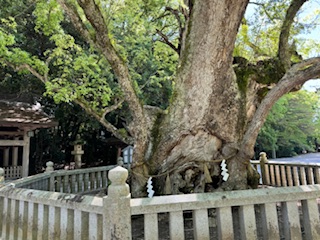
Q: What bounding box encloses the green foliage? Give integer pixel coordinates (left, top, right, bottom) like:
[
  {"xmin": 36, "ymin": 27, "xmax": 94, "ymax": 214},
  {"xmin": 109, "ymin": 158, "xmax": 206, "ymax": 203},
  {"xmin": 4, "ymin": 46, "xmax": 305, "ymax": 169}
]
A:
[
  {"xmin": 34, "ymin": 0, "xmax": 64, "ymax": 36},
  {"xmin": 0, "ymin": 0, "xmax": 179, "ymax": 113},
  {"xmin": 106, "ymin": 0, "xmax": 179, "ymax": 107},
  {"xmin": 256, "ymin": 90, "xmax": 320, "ymax": 158},
  {"xmin": 44, "ymin": 37, "xmax": 114, "ymax": 113},
  {"xmin": 0, "ymin": 0, "xmax": 182, "ymax": 167},
  {"xmin": 236, "ymin": 1, "xmax": 320, "ymax": 61}
]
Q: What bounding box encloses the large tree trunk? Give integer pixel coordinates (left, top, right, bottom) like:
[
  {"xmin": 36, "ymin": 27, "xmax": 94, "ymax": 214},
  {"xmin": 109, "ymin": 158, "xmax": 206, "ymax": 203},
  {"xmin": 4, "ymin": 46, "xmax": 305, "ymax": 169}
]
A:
[
  {"xmin": 54, "ymin": 0, "xmax": 320, "ymax": 197},
  {"xmin": 4, "ymin": 0, "xmax": 320, "ymax": 198},
  {"xmin": 131, "ymin": 0, "xmax": 254, "ymax": 196}
]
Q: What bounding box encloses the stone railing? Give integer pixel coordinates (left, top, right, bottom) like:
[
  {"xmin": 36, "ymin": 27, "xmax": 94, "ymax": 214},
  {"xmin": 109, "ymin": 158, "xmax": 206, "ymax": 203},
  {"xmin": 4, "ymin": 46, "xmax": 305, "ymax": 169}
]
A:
[
  {"xmin": 3, "ymin": 165, "xmax": 22, "ymax": 180},
  {"xmin": 1, "ymin": 166, "xmax": 320, "ymax": 239},
  {"xmin": 5, "ymin": 164, "xmax": 115, "ymax": 195},
  {"xmin": 251, "ymin": 152, "xmax": 320, "ymax": 187},
  {"xmin": 0, "ymin": 184, "xmax": 104, "ymax": 239}
]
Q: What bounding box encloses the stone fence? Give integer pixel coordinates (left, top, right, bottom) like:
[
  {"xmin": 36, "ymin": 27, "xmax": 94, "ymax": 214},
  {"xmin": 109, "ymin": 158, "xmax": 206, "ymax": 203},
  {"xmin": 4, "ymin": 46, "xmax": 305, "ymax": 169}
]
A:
[
  {"xmin": 251, "ymin": 152, "xmax": 320, "ymax": 187},
  {"xmin": 1, "ymin": 165, "xmax": 320, "ymax": 239},
  {"xmin": 2, "ymin": 164, "xmax": 114, "ymax": 195}
]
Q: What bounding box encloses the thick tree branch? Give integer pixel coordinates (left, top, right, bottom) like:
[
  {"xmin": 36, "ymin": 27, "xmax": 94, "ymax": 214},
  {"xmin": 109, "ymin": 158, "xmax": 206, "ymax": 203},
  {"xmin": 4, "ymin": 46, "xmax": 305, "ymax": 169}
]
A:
[
  {"xmin": 74, "ymin": 0, "xmax": 146, "ymax": 141},
  {"xmin": 76, "ymin": 99, "xmax": 133, "ymax": 144},
  {"xmin": 5, "ymin": 62, "xmax": 47, "ymax": 83},
  {"xmin": 278, "ymin": 0, "xmax": 307, "ymax": 70},
  {"xmin": 241, "ymin": 57, "xmax": 320, "ymax": 158},
  {"xmin": 5, "ymin": 61, "xmax": 132, "ymax": 144},
  {"xmin": 101, "ymin": 98, "xmax": 124, "ymax": 121},
  {"xmin": 57, "ymin": 0, "xmax": 93, "ymax": 44},
  {"xmin": 62, "ymin": 0, "xmax": 150, "ymax": 163}
]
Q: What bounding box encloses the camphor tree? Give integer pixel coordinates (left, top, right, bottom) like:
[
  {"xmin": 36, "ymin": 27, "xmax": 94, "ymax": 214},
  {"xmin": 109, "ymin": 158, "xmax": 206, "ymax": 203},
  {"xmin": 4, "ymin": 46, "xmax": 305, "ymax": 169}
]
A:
[{"xmin": 1, "ymin": 0, "xmax": 320, "ymax": 196}]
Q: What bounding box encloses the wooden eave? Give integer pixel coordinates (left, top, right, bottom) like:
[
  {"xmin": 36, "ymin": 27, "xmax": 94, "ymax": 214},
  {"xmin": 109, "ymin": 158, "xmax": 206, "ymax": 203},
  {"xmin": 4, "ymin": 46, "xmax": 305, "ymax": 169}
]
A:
[
  {"xmin": 0, "ymin": 121, "xmax": 57, "ymax": 130},
  {"xmin": 0, "ymin": 100, "xmax": 57, "ymax": 132}
]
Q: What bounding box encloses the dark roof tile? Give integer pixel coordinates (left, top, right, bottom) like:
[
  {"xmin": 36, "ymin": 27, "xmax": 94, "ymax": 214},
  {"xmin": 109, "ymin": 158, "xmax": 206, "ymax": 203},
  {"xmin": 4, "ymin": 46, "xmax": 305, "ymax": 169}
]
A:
[{"xmin": 0, "ymin": 100, "xmax": 57, "ymax": 129}]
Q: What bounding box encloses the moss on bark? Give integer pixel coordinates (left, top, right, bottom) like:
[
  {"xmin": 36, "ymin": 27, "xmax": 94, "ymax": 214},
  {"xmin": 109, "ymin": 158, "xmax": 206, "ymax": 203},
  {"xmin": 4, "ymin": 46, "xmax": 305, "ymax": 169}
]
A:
[{"xmin": 255, "ymin": 58, "xmax": 286, "ymax": 84}]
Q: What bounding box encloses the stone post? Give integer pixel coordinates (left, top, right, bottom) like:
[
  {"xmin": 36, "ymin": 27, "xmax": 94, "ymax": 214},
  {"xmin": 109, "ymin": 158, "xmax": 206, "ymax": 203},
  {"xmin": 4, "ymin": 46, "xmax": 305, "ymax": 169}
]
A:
[
  {"xmin": 103, "ymin": 166, "xmax": 131, "ymax": 240},
  {"xmin": 45, "ymin": 161, "xmax": 54, "ymax": 172},
  {"xmin": 71, "ymin": 144, "xmax": 84, "ymax": 169},
  {"xmin": 0, "ymin": 168, "xmax": 4, "ymax": 183},
  {"xmin": 45, "ymin": 161, "xmax": 56, "ymax": 191},
  {"xmin": 117, "ymin": 157, "xmax": 124, "ymax": 166},
  {"xmin": 71, "ymin": 135, "xmax": 85, "ymax": 169},
  {"xmin": 259, "ymin": 152, "xmax": 269, "ymax": 185}
]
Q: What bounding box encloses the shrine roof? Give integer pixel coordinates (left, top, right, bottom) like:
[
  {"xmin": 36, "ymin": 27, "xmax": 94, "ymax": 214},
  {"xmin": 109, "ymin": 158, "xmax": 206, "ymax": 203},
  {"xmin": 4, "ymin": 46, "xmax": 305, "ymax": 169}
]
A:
[{"xmin": 0, "ymin": 100, "xmax": 57, "ymax": 130}]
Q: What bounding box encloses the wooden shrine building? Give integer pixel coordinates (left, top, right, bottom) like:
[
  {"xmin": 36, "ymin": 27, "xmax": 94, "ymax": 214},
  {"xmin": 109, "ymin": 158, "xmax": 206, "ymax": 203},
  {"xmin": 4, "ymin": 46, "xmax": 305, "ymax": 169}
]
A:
[{"xmin": 0, "ymin": 100, "xmax": 57, "ymax": 179}]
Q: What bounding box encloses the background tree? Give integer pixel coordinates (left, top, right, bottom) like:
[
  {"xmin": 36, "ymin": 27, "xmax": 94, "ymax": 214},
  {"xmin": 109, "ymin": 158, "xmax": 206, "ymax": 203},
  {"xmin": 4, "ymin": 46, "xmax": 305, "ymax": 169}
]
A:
[
  {"xmin": 256, "ymin": 90, "xmax": 320, "ymax": 158},
  {"xmin": 0, "ymin": 0, "xmax": 122, "ymax": 171},
  {"xmin": 1, "ymin": 0, "xmax": 320, "ymax": 196},
  {"xmin": 30, "ymin": 101, "xmax": 122, "ymax": 174}
]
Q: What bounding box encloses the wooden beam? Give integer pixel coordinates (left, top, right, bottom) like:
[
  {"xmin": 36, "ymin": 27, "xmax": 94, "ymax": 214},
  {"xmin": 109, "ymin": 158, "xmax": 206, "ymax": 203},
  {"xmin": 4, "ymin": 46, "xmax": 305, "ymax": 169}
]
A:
[
  {"xmin": 0, "ymin": 140, "xmax": 25, "ymax": 146},
  {"xmin": 22, "ymin": 131, "xmax": 30, "ymax": 177},
  {"xmin": 12, "ymin": 137, "xmax": 19, "ymax": 166},
  {"xmin": 0, "ymin": 131, "xmax": 23, "ymax": 136},
  {"xmin": 3, "ymin": 148, "xmax": 9, "ymax": 166}
]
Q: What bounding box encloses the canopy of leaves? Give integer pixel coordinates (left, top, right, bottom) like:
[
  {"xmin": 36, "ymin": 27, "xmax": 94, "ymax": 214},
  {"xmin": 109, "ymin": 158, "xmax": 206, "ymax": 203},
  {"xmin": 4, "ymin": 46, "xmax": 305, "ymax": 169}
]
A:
[
  {"xmin": 0, "ymin": 0, "xmax": 320, "ymax": 157},
  {"xmin": 0, "ymin": 0, "xmax": 179, "ymax": 108},
  {"xmin": 236, "ymin": 0, "xmax": 320, "ymax": 61}
]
